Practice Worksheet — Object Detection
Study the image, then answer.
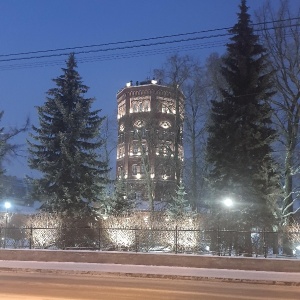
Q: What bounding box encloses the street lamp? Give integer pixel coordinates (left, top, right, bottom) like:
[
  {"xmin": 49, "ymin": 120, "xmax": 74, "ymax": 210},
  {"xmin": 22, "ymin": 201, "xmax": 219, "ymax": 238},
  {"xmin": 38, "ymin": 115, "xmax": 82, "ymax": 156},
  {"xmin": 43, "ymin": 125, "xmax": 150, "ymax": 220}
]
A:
[
  {"xmin": 218, "ymin": 197, "xmax": 234, "ymax": 256},
  {"xmin": 4, "ymin": 201, "xmax": 11, "ymax": 248},
  {"xmin": 4, "ymin": 201, "xmax": 11, "ymax": 211},
  {"xmin": 223, "ymin": 198, "xmax": 233, "ymax": 207}
]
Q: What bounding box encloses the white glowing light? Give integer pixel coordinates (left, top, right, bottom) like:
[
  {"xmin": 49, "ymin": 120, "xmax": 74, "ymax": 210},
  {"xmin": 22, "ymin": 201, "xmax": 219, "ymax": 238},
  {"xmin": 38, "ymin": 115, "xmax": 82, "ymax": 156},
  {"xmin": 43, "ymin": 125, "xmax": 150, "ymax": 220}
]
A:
[
  {"xmin": 4, "ymin": 202, "xmax": 11, "ymax": 209},
  {"xmin": 223, "ymin": 198, "xmax": 233, "ymax": 207}
]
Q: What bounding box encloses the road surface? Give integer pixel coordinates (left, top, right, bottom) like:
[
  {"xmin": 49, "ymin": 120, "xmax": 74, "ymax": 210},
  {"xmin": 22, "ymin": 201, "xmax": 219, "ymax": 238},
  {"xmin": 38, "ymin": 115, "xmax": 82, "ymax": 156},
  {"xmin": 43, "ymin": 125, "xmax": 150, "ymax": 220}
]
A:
[{"xmin": 0, "ymin": 271, "xmax": 299, "ymax": 300}]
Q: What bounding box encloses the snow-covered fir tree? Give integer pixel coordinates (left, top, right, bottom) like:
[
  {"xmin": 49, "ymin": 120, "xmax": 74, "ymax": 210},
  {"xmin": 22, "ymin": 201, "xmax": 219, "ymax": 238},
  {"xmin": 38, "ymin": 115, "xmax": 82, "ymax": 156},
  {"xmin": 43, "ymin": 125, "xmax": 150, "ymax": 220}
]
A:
[
  {"xmin": 107, "ymin": 174, "xmax": 135, "ymax": 216},
  {"xmin": 167, "ymin": 182, "xmax": 190, "ymax": 218},
  {"xmin": 28, "ymin": 53, "xmax": 109, "ymax": 218},
  {"xmin": 206, "ymin": 0, "xmax": 280, "ymax": 230}
]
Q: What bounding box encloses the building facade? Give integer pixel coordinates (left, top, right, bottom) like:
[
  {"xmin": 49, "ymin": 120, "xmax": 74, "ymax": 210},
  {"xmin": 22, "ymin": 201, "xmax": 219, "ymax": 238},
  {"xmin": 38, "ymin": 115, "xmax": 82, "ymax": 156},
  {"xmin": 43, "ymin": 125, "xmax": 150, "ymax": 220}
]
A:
[{"xmin": 116, "ymin": 79, "xmax": 184, "ymax": 209}]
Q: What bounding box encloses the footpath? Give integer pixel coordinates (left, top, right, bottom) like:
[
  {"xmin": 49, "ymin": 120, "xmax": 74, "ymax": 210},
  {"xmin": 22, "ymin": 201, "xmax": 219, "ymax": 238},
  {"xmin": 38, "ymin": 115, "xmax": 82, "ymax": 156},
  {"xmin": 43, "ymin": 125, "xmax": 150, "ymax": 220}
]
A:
[
  {"xmin": 0, "ymin": 260, "xmax": 300, "ymax": 286},
  {"xmin": 0, "ymin": 249, "xmax": 300, "ymax": 285}
]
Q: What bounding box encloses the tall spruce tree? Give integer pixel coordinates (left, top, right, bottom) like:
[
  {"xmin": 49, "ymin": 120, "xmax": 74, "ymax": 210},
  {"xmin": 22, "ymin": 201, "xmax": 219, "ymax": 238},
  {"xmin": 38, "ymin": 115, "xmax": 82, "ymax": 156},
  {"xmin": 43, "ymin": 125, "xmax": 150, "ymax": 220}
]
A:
[
  {"xmin": 206, "ymin": 0, "xmax": 279, "ymax": 232},
  {"xmin": 28, "ymin": 53, "xmax": 109, "ymax": 218}
]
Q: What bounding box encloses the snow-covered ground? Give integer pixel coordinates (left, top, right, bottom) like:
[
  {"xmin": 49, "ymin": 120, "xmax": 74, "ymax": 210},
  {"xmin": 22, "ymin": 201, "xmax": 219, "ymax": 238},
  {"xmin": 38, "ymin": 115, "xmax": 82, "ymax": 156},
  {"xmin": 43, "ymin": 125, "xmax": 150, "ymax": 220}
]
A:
[{"xmin": 0, "ymin": 260, "xmax": 299, "ymax": 285}]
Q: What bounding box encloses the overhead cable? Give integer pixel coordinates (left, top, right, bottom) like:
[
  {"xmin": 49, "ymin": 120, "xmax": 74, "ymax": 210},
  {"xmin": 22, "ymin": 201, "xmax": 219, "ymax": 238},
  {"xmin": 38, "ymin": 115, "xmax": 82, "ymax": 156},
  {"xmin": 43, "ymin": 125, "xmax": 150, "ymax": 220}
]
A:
[{"xmin": 0, "ymin": 16, "xmax": 298, "ymax": 59}]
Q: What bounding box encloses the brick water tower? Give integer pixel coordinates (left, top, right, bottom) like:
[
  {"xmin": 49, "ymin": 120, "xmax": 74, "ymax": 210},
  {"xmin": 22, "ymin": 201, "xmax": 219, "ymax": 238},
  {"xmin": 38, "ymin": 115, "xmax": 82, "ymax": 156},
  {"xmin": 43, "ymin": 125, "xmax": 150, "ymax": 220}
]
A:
[{"xmin": 116, "ymin": 79, "xmax": 184, "ymax": 209}]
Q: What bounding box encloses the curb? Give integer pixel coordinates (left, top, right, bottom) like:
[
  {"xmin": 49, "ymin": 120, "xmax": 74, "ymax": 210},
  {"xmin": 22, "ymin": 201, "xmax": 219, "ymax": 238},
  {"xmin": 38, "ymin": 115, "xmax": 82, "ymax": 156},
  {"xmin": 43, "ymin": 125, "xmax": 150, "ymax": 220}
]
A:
[{"xmin": 1, "ymin": 267, "xmax": 299, "ymax": 286}]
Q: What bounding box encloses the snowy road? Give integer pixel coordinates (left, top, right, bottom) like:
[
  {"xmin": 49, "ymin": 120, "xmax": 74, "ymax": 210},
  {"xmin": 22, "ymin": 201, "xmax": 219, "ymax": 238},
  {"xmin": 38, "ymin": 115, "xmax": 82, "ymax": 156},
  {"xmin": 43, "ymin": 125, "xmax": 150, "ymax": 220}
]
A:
[
  {"xmin": 0, "ymin": 271, "xmax": 300, "ymax": 300},
  {"xmin": 1, "ymin": 260, "xmax": 300, "ymax": 284}
]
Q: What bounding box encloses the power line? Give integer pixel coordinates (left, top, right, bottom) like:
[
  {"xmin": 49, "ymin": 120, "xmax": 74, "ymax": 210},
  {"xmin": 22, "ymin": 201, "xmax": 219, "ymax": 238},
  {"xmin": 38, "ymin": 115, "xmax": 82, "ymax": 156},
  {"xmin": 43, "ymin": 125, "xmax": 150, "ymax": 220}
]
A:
[
  {"xmin": 0, "ymin": 41, "xmax": 227, "ymax": 71},
  {"xmin": 0, "ymin": 17, "xmax": 298, "ymax": 71},
  {"xmin": 0, "ymin": 16, "xmax": 298, "ymax": 59},
  {"xmin": 0, "ymin": 28, "xmax": 231, "ymax": 59},
  {"xmin": 0, "ymin": 33, "xmax": 230, "ymax": 63}
]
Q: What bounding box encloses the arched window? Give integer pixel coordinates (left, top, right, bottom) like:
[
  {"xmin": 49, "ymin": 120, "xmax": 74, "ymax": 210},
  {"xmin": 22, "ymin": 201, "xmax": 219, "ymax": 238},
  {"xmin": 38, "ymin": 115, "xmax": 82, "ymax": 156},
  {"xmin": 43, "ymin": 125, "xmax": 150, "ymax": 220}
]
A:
[
  {"xmin": 133, "ymin": 143, "xmax": 139, "ymax": 154},
  {"xmin": 130, "ymin": 97, "xmax": 150, "ymax": 113},
  {"xmin": 160, "ymin": 121, "xmax": 171, "ymax": 129},
  {"xmin": 117, "ymin": 100, "xmax": 126, "ymax": 119},
  {"xmin": 134, "ymin": 119, "xmax": 144, "ymax": 128},
  {"xmin": 118, "ymin": 167, "xmax": 122, "ymax": 177},
  {"xmin": 139, "ymin": 102, "xmax": 143, "ymax": 112},
  {"xmin": 144, "ymin": 102, "xmax": 149, "ymax": 111}
]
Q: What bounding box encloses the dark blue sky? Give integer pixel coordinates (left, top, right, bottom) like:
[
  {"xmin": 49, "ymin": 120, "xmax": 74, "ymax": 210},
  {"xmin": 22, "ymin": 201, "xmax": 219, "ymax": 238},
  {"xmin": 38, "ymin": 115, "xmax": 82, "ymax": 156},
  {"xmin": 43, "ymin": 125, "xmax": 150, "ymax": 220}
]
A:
[{"xmin": 0, "ymin": 0, "xmax": 296, "ymax": 178}]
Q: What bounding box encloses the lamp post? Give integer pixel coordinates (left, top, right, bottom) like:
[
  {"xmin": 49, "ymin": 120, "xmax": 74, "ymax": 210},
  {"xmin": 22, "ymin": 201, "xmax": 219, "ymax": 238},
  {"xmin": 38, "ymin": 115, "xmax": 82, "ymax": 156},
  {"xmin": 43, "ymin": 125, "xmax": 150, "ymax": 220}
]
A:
[
  {"xmin": 222, "ymin": 198, "xmax": 234, "ymax": 256},
  {"xmin": 4, "ymin": 201, "xmax": 11, "ymax": 248}
]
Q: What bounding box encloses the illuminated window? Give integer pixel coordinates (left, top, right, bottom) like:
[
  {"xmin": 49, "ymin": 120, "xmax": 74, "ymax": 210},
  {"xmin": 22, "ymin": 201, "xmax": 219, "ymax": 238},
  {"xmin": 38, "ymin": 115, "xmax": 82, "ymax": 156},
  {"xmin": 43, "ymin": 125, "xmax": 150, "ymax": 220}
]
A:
[
  {"xmin": 144, "ymin": 102, "xmax": 149, "ymax": 111},
  {"xmin": 118, "ymin": 100, "xmax": 126, "ymax": 119},
  {"xmin": 160, "ymin": 121, "xmax": 171, "ymax": 129},
  {"xmin": 133, "ymin": 143, "xmax": 139, "ymax": 154},
  {"xmin": 134, "ymin": 120, "xmax": 144, "ymax": 128},
  {"xmin": 130, "ymin": 97, "xmax": 150, "ymax": 113},
  {"xmin": 117, "ymin": 167, "xmax": 122, "ymax": 177},
  {"xmin": 117, "ymin": 145, "xmax": 125, "ymax": 158},
  {"xmin": 159, "ymin": 97, "xmax": 175, "ymax": 114}
]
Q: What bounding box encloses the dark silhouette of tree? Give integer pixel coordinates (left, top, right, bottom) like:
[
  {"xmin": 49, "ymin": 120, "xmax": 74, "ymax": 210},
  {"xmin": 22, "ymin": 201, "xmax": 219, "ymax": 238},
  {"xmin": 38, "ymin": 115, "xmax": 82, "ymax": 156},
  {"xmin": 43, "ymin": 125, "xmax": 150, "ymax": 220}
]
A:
[
  {"xmin": 206, "ymin": 0, "xmax": 280, "ymax": 254},
  {"xmin": 28, "ymin": 53, "xmax": 109, "ymax": 218},
  {"xmin": 256, "ymin": 0, "xmax": 300, "ymax": 255},
  {"xmin": 0, "ymin": 111, "xmax": 29, "ymax": 195},
  {"xmin": 257, "ymin": 0, "xmax": 300, "ymax": 222}
]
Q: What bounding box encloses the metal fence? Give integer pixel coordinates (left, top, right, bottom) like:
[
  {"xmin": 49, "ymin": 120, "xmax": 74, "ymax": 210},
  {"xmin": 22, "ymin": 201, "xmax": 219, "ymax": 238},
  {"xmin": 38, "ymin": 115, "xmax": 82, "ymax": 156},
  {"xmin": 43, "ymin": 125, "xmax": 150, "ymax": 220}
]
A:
[{"xmin": 1, "ymin": 226, "xmax": 300, "ymax": 257}]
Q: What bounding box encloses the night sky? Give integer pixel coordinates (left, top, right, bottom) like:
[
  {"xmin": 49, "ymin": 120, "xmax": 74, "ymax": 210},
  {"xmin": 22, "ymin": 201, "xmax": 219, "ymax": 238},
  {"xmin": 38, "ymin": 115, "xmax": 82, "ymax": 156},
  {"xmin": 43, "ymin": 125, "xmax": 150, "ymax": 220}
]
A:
[{"xmin": 0, "ymin": 0, "xmax": 297, "ymax": 178}]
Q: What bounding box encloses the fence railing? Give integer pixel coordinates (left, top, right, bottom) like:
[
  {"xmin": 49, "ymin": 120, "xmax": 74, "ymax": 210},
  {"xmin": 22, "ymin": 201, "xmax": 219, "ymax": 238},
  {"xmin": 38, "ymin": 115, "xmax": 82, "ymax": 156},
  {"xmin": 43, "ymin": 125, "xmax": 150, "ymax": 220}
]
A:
[{"xmin": 1, "ymin": 226, "xmax": 299, "ymax": 258}]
